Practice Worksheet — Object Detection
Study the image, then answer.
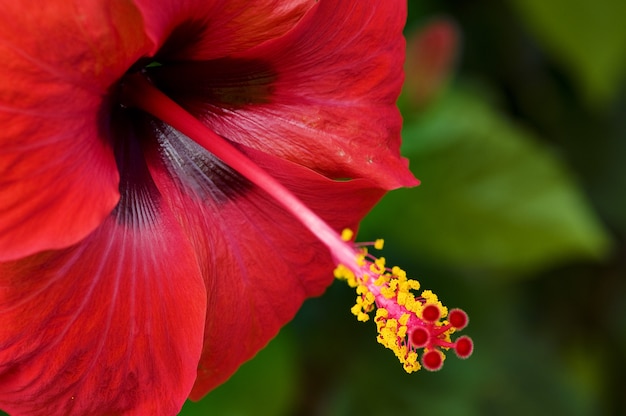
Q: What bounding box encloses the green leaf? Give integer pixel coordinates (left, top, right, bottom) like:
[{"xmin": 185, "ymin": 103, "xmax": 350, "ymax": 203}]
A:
[
  {"xmin": 511, "ymin": 0, "xmax": 626, "ymax": 106},
  {"xmin": 179, "ymin": 330, "xmax": 298, "ymax": 416},
  {"xmin": 361, "ymin": 88, "xmax": 611, "ymax": 274}
]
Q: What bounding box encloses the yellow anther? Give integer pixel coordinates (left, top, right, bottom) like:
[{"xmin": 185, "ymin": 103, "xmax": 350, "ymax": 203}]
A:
[
  {"xmin": 370, "ymin": 257, "xmax": 386, "ymax": 274},
  {"xmin": 397, "ymin": 344, "xmax": 407, "ymax": 357},
  {"xmin": 380, "ymin": 286, "xmax": 395, "ymax": 299},
  {"xmin": 391, "ymin": 266, "xmax": 406, "ymax": 279},
  {"xmin": 398, "ymin": 325, "xmax": 407, "ymax": 338},
  {"xmin": 408, "ymin": 279, "xmax": 420, "ymax": 290},
  {"xmin": 374, "ymin": 276, "xmax": 387, "ymax": 286},
  {"xmin": 351, "ymin": 304, "xmax": 361, "ymax": 316},
  {"xmin": 341, "ymin": 228, "xmax": 354, "ymax": 241},
  {"xmin": 374, "ymin": 239, "xmax": 385, "ymax": 250},
  {"xmin": 397, "ymin": 290, "xmax": 408, "ymax": 306},
  {"xmin": 404, "ymin": 296, "xmax": 419, "ymax": 314},
  {"xmin": 421, "ymin": 290, "xmax": 438, "ymax": 303},
  {"xmin": 404, "ymin": 352, "xmax": 420, "ymax": 373},
  {"xmin": 387, "ymin": 318, "xmax": 398, "ymax": 330},
  {"xmin": 333, "ymin": 265, "xmax": 344, "ymax": 279}
]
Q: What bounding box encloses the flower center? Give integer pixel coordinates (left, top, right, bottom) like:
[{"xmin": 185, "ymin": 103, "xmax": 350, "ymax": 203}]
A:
[
  {"xmin": 120, "ymin": 72, "xmax": 358, "ymax": 267},
  {"xmin": 120, "ymin": 72, "xmax": 473, "ymax": 374}
]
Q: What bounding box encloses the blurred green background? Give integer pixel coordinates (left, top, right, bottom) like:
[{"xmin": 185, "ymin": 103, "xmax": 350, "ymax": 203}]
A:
[{"xmin": 183, "ymin": 0, "xmax": 626, "ymax": 415}]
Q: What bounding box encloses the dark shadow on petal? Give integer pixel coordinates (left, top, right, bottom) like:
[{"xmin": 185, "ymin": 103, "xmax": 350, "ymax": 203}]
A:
[
  {"xmin": 147, "ymin": 58, "xmax": 277, "ymax": 111},
  {"xmin": 101, "ymin": 87, "xmax": 252, "ymax": 223},
  {"xmin": 155, "ymin": 19, "xmax": 210, "ymax": 61},
  {"xmin": 107, "ymin": 106, "xmax": 163, "ymax": 227}
]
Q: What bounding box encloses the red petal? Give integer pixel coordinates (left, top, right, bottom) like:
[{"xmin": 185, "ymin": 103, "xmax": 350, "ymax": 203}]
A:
[
  {"xmin": 0, "ymin": 202, "xmax": 206, "ymax": 414},
  {"xmin": 144, "ymin": 131, "xmax": 384, "ymax": 398},
  {"xmin": 151, "ymin": 0, "xmax": 416, "ymax": 190},
  {"xmin": 132, "ymin": 0, "xmax": 315, "ymax": 58},
  {"xmin": 0, "ymin": 1, "xmax": 151, "ymax": 260}
]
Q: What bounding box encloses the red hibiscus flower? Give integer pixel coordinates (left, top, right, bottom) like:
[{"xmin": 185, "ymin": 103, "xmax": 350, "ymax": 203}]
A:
[{"xmin": 0, "ymin": 1, "xmax": 417, "ymax": 414}]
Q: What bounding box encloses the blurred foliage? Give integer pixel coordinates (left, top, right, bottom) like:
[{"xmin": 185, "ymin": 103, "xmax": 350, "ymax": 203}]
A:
[
  {"xmin": 187, "ymin": 0, "xmax": 626, "ymax": 415},
  {"xmin": 367, "ymin": 86, "xmax": 610, "ymax": 274},
  {"xmin": 511, "ymin": 0, "xmax": 626, "ymax": 107}
]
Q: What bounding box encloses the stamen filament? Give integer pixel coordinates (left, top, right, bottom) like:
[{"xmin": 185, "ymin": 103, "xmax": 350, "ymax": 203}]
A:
[{"xmin": 334, "ymin": 232, "xmax": 473, "ymax": 372}]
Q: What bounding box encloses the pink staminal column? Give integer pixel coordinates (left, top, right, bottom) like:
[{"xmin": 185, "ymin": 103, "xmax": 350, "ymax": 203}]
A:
[{"xmin": 334, "ymin": 230, "xmax": 473, "ymax": 372}]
